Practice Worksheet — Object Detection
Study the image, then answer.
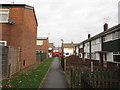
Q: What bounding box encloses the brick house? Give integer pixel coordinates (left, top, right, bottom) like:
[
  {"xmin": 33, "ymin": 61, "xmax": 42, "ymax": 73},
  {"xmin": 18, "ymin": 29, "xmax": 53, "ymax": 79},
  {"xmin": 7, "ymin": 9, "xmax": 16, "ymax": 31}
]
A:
[
  {"xmin": 36, "ymin": 37, "xmax": 49, "ymax": 57},
  {"xmin": 48, "ymin": 43, "xmax": 54, "ymax": 57},
  {"xmin": 0, "ymin": 4, "xmax": 38, "ymax": 69}
]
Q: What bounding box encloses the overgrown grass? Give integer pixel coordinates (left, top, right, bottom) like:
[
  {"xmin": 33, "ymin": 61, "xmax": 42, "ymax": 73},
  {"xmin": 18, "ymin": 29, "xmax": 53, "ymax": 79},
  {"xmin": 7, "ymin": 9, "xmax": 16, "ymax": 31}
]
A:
[
  {"xmin": 2, "ymin": 57, "xmax": 54, "ymax": 88},
  {"xmin": 64, "ymin": 72, "xmax": 71, "ymax": 88}
]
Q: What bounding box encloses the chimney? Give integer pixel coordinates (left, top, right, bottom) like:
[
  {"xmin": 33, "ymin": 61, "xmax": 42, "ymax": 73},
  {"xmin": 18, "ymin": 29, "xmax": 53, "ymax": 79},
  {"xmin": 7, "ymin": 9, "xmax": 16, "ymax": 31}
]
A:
[
  {"xmin": 88, "ymin": 34, "xmax": 91, "ymax": 39},
  {"xmin": 104, "ymin": 23, "xmax": 108, "ymax": 31}
]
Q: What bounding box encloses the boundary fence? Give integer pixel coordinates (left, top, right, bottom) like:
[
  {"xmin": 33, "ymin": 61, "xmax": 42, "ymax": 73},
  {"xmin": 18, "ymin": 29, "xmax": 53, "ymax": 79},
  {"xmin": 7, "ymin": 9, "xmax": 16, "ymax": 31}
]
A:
[{"xmin": 66, "ymin": 55, "xmax": 120, "ymax": 88}]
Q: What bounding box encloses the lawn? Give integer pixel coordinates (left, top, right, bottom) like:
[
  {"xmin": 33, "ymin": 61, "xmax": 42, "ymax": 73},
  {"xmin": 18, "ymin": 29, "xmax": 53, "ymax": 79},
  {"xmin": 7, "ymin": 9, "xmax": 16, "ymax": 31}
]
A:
[{"xmin": 2, "ymin": 57, "xmax": 54, "ymax": 89}]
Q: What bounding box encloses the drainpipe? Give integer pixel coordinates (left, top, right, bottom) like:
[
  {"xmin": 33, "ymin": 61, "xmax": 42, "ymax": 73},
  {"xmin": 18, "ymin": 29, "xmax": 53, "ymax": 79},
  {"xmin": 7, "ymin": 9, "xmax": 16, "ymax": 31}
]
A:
[
  {"xmin": 90, "ymin": 41, "xmax": 91, "ymax": 59},
  {"xmin": 88, "ymin": 34, "xmax": 91, "ymax": 59},
  {"xmin": 101, "ymin": 36, "xmax": 104, "ymax": 67},
  {"xmin": 78, "ymin": 45, "xmax": 80, "ymax": 56},
  {"xmin": 83, "ymin": 43, "xmax": 85, "ymax": 59}
]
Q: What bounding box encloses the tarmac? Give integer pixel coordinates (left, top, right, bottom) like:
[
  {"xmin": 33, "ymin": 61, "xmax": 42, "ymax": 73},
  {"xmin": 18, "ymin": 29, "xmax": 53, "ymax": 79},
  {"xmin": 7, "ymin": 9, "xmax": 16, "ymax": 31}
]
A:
[{"xmin": 40, "ymin": 57, "xmax": 69, "ymax": 88}]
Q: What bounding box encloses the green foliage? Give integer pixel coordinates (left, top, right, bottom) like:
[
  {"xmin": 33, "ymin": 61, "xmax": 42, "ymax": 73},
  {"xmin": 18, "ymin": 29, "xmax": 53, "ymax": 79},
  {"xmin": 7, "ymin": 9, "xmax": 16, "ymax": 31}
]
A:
[{"xmin": 3, "ymin": 58, "xmax": 54, "ymax": 88}]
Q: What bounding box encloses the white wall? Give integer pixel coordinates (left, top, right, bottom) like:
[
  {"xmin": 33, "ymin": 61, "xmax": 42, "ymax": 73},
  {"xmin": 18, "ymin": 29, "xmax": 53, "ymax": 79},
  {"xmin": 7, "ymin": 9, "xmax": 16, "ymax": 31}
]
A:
[
  {"xmin": 64, "ymin": 48, "xmax": 74, "ymax": 56},
  {"xmin": 103, "ymin": 33, "xmax": 112, "ymax": 43},
  {"xmin": 76, "ymin": 46, "xmax": 79, "ymax": 55},
  {"xmin": 107, "ymin": 52, "xmax": 113, "ymax": 62},
  {"xmin": 79, "ymin": 44, "xmax": 83, "ymax": 48},
  {"xmin": 96, "ymin": 53, "xmax": 100, "ymax": 60},
  {"xmin": 91, "ymin": 38, "xmax": 101, "ymax": 52},
  {"xmin": 84, "ymin": 42, "xmax": 90, "ymax": 53}
]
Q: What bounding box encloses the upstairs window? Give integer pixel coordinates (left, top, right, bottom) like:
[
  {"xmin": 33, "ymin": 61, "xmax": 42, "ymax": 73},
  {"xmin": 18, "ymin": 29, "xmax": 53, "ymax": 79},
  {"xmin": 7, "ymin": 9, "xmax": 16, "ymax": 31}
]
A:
[
  {"xmin": 112, "ymin": 31, "xmax": 119, "ymax": 40},
  {"xmin": 0, "ymin": 9, "xmax": 9, "ymax": 23}
]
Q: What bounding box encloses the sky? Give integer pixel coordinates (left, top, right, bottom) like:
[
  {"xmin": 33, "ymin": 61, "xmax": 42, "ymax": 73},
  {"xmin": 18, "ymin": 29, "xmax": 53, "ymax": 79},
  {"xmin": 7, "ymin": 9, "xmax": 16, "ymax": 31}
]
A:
[{"xmin": 0, "ymin": 0, "xmax": 120, "ymax": 47}]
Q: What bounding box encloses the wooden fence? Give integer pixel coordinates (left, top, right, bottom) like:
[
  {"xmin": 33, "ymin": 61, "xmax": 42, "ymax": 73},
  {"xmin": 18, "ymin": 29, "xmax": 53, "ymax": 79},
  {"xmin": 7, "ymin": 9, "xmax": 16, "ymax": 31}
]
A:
[
  {"xmin": 71, "ymin": 67, "xmax": 120, "ymax": 88},
  {"xmin": 66, "ymin": 55, "xmax": 120, "ymax": 88},
  {"xmin": 1, "ymin": 46, "xmax": 21, "ymax": 80}
]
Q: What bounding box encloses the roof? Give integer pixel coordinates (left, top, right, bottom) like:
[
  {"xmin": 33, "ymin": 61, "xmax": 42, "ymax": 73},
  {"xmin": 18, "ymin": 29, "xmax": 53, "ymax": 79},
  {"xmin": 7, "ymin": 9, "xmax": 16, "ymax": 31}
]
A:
[
  {"xmin": 49, "ymin": 43, "xmax": 54, "ymax": 48},
  {"xmin": 63, "ymin": 43, "xmax": 79, "ymax": 48},
  {"xmin": 54, "ymin": 47, "xmax": 61, "ymax": 50},
  {"xmin": 37, "ymin": 37, "xmax": 48, "ymax": 40},
  {"xmin": 79, "ymin": 24, "xmax": 120, "ymax": 45},
  {"xmin": 0, "ymin": 4, "xmax": 38, "ymax": 26}
]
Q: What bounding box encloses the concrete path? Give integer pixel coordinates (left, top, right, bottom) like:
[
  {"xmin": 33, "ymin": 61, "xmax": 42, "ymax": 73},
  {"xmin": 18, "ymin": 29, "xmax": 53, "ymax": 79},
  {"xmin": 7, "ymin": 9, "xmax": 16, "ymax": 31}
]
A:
[{"xmin": 40, "ymin": 57, "xmax": 69, "ymax": 88}]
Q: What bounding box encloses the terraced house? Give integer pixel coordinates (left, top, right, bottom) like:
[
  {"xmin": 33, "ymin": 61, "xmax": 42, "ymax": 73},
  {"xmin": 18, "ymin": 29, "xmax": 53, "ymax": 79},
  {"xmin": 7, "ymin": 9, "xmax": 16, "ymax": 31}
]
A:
[
  {"xmin": 0, "ymin": 4, "xmax": 38, "ymax": 76},
  {"xmin": 36, "ymin": 37, "xmax": 49, "ymax": 58},
  {"xmin": 77, "ymin": 23, "xmax": 120, "ymax": 67}
]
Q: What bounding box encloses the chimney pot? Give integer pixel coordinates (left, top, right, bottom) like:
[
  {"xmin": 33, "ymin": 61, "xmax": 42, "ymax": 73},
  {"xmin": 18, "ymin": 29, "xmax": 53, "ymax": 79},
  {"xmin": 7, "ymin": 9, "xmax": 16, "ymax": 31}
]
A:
[
  {"xmin": 88, "ymin": 34, "xmax": 91, "ymax": 39},
  {"xmin": 104, "ymin": 23, "xmax": 108, "ymax": 31}
]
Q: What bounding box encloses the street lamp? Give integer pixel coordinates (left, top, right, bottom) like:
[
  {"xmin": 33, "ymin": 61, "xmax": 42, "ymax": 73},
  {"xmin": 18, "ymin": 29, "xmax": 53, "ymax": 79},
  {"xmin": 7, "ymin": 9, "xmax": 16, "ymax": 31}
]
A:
[{"xmin": 61, "ymin": 39, "xmax": 64, "ymax": 70}]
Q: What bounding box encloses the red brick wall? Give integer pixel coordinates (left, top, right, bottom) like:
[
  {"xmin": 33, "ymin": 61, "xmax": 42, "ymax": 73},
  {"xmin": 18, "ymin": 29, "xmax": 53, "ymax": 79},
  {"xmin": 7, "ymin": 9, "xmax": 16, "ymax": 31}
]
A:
[
  {"xmin": 36, "ymin": 39, "xmax": 49, "ymax": 55},
  {"xmin": 0, "ymin": 7, "xmax": 37, "ymax": 69},
  {"xmin": 21, "ymin": 8, "xmax": 37, "ymax": 69}
]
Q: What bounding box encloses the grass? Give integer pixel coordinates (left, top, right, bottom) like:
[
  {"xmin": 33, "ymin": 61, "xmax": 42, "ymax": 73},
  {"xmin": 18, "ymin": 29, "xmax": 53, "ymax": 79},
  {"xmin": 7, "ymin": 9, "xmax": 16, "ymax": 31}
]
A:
[
  {"xmin": 2, "ymin": 57, "xmax": 54, "ymax": 88},
  {"xmin": 64, "ymin": 72, "xmax": 71, "ymax": 88}
]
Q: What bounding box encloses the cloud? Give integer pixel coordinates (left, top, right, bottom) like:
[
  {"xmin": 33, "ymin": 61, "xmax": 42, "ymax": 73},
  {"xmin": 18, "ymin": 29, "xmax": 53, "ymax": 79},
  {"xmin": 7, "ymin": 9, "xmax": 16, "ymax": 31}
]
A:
[{"xmin": 0, "ymin": 0, "xmax": 119, "ymax": 46}]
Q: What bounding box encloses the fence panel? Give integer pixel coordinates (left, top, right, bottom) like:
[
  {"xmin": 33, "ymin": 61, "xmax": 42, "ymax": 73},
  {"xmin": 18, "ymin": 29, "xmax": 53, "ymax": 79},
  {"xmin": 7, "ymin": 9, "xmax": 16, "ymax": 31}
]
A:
[
  {"xmin": 67, "ymin": 55, "xmax": 120, "ymax": 88},
  {"xmin": 1, "ymin": 46, "xmax": 21, "ymax": 79}
]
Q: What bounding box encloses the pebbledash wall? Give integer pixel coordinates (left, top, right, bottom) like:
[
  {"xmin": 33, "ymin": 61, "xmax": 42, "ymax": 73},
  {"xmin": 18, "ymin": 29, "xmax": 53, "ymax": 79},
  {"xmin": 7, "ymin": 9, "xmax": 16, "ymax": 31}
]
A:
[{"xmin": 0, "ymin": 4, "xmax": 38, "ymax": 69}]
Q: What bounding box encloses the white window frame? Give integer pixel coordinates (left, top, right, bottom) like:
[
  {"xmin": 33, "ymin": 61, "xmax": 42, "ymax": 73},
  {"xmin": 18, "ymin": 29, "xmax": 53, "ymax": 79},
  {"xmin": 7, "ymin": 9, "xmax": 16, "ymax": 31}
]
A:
[
  {"xmin": 0, "ymin": 41, "xmax": 7, "ymax": 46},
  {"xmin": 0, "ymin": 9, "xmax": 9, "ymax": 23},
  {"xmin": 36, "ymin": 40, "xmax": 43, "ymax": 45}
]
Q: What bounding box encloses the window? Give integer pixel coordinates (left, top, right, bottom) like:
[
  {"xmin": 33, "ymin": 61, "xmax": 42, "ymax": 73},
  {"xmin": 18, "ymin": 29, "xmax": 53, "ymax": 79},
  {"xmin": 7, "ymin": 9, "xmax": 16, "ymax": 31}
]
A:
[
  {"xmin": 37, "ymin": 50, "xmax": 43, "ymax": 53},
  {"xmin": 114, "ymin": 55, "xmax": 120, "ymax": 62},
  {"xmin": 0, "ymin": 9, "xmax": 9, "ymax": 23},
  {"xmin": 37, "ymin": 40, "xmax": 43, "ymax": 45},
  {"xmin": 113, "ymin": 52, "xmax": 120, "ymax": 62},
  {"xmin": 103, "ymin": 36, "xmax": 106, "ymax": 42},
  {"xmin": 87, "ymin": 53, "xmax": 90, "ymax": 58},
  {"xmin": 0, "ymin": 41, "xmax": 7, "ymax": 46},
  {"xmin": 112, "ymin": 31, "xmax": 119, "ymax": 40},
  {"xmin": 118, "ymin": 31, "xmax": 120, "ymax": 38},
  {"xmin": 91, "ymin": 53, "xmax": 96, "ymax": 59},
  {"xmin": 23, "ymin": 60, "xmax": 25, "ymax": 66}
]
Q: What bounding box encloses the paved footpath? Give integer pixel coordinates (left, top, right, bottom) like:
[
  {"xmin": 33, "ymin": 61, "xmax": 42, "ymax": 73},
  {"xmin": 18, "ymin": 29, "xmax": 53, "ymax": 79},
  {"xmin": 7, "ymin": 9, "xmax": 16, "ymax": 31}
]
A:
[{"xmin": 40, "ymin": 57, "xmax": 69, "ymax": 88}]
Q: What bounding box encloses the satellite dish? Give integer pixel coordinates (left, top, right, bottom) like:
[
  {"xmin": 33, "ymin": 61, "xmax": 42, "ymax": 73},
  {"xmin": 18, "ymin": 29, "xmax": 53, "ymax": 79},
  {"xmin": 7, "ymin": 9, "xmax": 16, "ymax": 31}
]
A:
[{"xmin": 8, "ymin": 19, "xmax": 15, "ymax": 25}]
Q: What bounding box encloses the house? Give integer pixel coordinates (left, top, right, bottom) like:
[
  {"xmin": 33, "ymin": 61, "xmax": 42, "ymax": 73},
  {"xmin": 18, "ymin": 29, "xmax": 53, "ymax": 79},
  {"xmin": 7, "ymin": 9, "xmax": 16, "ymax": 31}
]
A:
[
  {"xmin": 53, "ymin": 47, "xmax": 61, "ymax": 57},
  {"xmin": 36, "ymin": 37, "xmax": 49, "ymax": 58},
  {"xmin": 63, "ymin": 42, "xmax": 79, "ymax": 57},
  {"xmin": 0, "ymin": 4, "xmax": 38, "ymax": 69},
  {"xmin": 77, "ymin": 23, "xmax": 120, "ymax": 66},
  {"xmin": 48, "ymin": 43, "xmax": 54, "ymax": 57}
]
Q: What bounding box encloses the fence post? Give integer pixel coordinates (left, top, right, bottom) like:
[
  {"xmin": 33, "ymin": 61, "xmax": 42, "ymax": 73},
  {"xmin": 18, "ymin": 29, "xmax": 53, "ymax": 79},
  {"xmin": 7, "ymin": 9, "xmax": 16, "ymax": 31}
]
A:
[
  {"xmin": 64, "ymin": 58, "xmax": 66, "ymax": 71},
  {"xmin": 91, "ymin": 62, "xmax": 93, "ymax": 72},
  {"xmin": 71, "ymin": 68, "xmax": 73, "ymax": 89}
]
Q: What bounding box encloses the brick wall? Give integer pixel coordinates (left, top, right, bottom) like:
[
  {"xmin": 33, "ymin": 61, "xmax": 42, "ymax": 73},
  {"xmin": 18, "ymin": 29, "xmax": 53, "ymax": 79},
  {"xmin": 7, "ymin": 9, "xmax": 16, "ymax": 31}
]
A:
[
  {"xmin": 36, "ymin": 39, "xmax": 49, "ymax": 57},
  {"xmin": 0, "ymin": 6, "xmax": 37, "ymax": 69}
]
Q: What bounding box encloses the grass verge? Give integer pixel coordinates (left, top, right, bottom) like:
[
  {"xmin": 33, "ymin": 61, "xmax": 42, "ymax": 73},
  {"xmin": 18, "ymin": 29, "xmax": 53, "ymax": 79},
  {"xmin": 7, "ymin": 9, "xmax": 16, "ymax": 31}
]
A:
[
  {"xmin": 64, "ymin": 72, "xmax": 71, "ymax": 88},
  {"xmin": 2, "ymin": 57, "xmax": 54, "ymax": 88}
]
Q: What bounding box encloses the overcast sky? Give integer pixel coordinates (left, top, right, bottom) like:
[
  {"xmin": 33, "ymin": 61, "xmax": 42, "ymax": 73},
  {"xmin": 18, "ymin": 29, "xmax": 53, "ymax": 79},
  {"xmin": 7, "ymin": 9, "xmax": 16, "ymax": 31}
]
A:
[{"xmin": 0, "ymin": 0, "xmax": 119, "ymax": 47}]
